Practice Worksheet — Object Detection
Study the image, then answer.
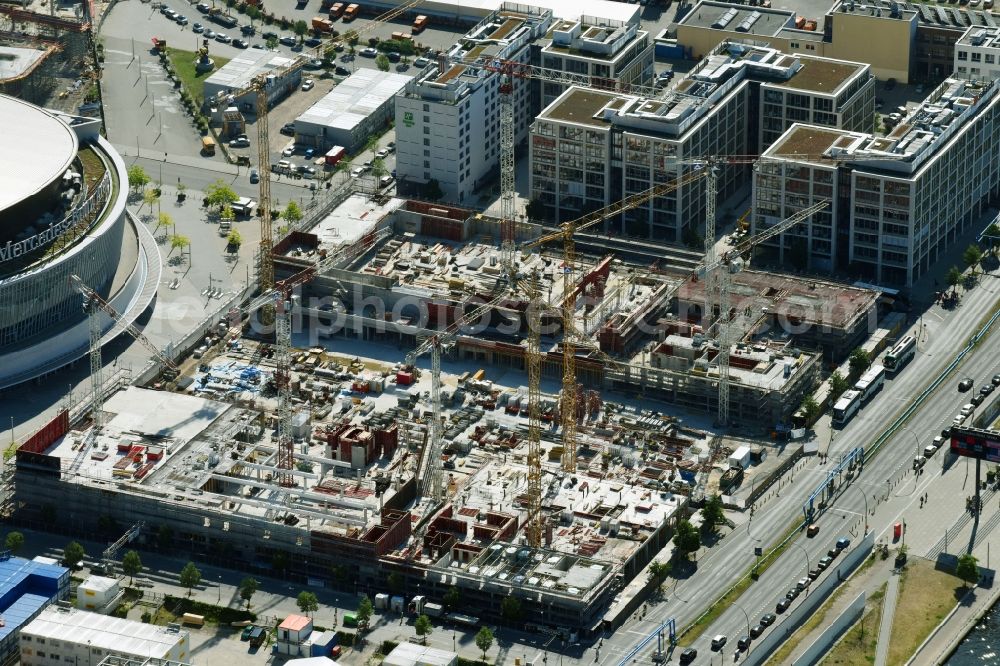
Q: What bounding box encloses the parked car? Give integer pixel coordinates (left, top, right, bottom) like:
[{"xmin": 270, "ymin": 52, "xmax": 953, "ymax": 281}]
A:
[
  {"xmin": 376, "ymin": 148, "xmax": 389, "ymax": 159},
  {"xmin": 229, "ymin": 136, "xmax": 250, "ymax": 148},
  {"xmin": 413, "ymin": 56, "xmax": 430, "ymax": 67},
  {"xmin": 710, "ymin": 635, "xmax": 727, "ymax": 651},
  {"xmin": 301, "ymin": 78, "xmax": 315, "ymax": 91},
  {"xmin": 305, "ymin": 37, "xmax": 323, "ymax": 48},
  {"xmin": 350, "ymin": 166, "xmax": 365, "ymax": 178},
  {"xmin": 360, "ymin": 47, "xmax": 378, "ymax": 57},
  {"xmin": 193, "ymin": 22, "xmax": 204, "ymax": 33},
  {"xmin": 335, "ymin": 65, "xmax": 351, "ymax": 76},
  {"xmin": 959, "ymin": 378, "xmax": 974, "ymax": 392},
  {"xmin": 749, "ymin": 624, "xmax": 765, "ymax": 639},
  {"xmin": 204, "ymin": 28, "xmax": 216, "ymax": 38},
  {"xmin": 379, "ymin": 175, "xmax": 394, "ymax": 188},
  {"xmin": 249, "ymin": 168, "xmax": 259, "ymax": 184},
  {"xmin": 836, "ymin": 537, "xmax": 850, "ymax": 551},
  {"xmin": 280, "ymin": 35, "xmax": 297, "ymax": 46},
  {"xmin": 304, "ymin": 148, "xmax": 315, "ymax": 159},
  {"xmin": 262, "ymin": 31, "xmax": 278, "ymax": 40},
  {"xmin": 282, "ymin": 145, "xmax": 296, "ymax": 157},
  {"xmin": 796, "ymin": 577, "xmax": 810, "ymax": 591},
  {"xmin": 737, "ymin": 636, "xmax": 752, "ymax": 651},
  {"xmin": 175, "ymin": 15, "xmax": 188, "ymax": 25},
  {"xmin": 241, "ymin": 24, "xmax": 255, "ymax": 35},
  {"xmin": 233, "ymin": 39, "xmax": 249, "ymax": 48},
  {"xmin": 980, "ymin": 383, "xmax": 995, "ymax": 396},
  {"xmin": 818, "ymin": 556, "xmax": 833, "ymax": 570},
  {"xmin": 306, "ymin": 58, "xmax": 324, "ymax": 69},
  {"xmin": 776, "ymin": 598, "xmax": 791, "ymax": 614},
  {"xmin": 760, "ymin": 613, "xmax": 776, "ymax": 627},
  {"xmin": 280, "ymin": 122, "xmax": 296, "ymax": 136},
  {"xmin": 993, "ymin": 374, "xmax": 1000, "ymax": 386},
  {"xmin": 196, "ymin": 2, "xmax": 210, "ymax": 11},
  {"xmin": 387, "ymin": 51, "xmax": 401, "ymax": 62},
  {"xmin": 786, "ymin": 588, "xmax": 799, "ymax": 601},
  {"xmin": 215, "ymin": 33, "xmax": 231, "ymax": 43}
]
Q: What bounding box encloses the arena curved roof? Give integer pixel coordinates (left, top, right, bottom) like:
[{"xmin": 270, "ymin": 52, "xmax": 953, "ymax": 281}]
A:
[{"xmin": 0, "ymin": 94, "xmax": 78, "ymax": 213}]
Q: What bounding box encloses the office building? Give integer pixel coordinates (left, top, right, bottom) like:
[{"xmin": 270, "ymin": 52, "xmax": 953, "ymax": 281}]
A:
[
  {"xmin": 537, "ymin": 18, "xmax": 654, "ymax": 109},
  {"xmin": 395, "ymin": 4, "xmax": 552, "ymax": 203},
  {"xmin": 528, "ymin": 41, "xmax": 873, "ymax": 239},
  {"xmin": 20, "ymin": 606, "xmax": 190, "ymax": 666},
  {"xmin": 954, "ymin": 26, "xmax": 1000, "ymax": 81},
  {"xmin": 294, "ymin": 69, "xmax": 411, "ymax": 153},
  {"xmin": 395, "ymin": 1, "xmax": 652, "ymax": 204},
  {"xmin": 753, "ymin": 77, "xmax": 1000, "ymax": 285}
]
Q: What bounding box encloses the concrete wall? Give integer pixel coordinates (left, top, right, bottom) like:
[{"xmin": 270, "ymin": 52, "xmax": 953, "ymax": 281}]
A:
[
  {"xmin": 797, "ymin": 591, "xmax": 866, "ymax": 665},
  {"xmin": 743, "ymin": 530, "xmax": 875, "ymax": 666}
]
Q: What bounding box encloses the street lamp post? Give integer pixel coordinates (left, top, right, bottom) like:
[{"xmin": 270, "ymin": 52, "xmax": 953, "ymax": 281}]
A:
[
  {"xmin": 790, "ymin": 542, "xmax": 811, "ymax": 585},
  {"xmin": 217, "ymin": 575, "xmax": 222, "ymax": 604},
  {"xmin": 736, "ymin": 605, "xmax": 751, "ymax": 639},
  {"xmin": 855, "ymin": 485, "xmax": 869, "ymax": 534}
]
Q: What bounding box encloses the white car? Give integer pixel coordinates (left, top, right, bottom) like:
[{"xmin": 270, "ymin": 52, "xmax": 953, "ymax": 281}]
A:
[
  {"xmin": 375, "ymin": 148, "xmax": 389, "ymax": 159},
  {"xmin": 301, "ymin": 79, "xmax": 315, "ymax": 91},
  {"xmin": 282, "ymin": 145, "xmax": 296, "ymax": 157},
  {"xmin": 215, "ymin": 33, "xmax": 232, "ymax": 43},
  {"xmin": 350, "ymin": 166, "xmax": 365, "ymax": 178}
]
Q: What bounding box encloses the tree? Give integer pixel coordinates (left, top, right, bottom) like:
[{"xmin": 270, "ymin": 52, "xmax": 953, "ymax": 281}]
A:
[
  {"xmin": 4, "ymin": 531, "xmax": 24, "ymax": 555},
  {"xmin": 293, "ymin": 20, "xmax": 308, "ymax": 42},
  {"xmin": 956, "ymin": 553, "xmax": 979, "ymax": 588},
  {"xmin": 356, "ymin": 595, "xmax": 373, "ymax": 630},
  {"xmin": 282, "ymin": 201, "xmax": 303, "ymax": 224},
  {"xmin": 387, "ymin": 571, "xmax": 403, "ymax": 594},
  {"xmin": 296, "ymin": 591, "xmax": 319, "ymax": 616},
  {"xmin": 984, "ymin": 223, "xmax": 1000, "ymax": 256},
  {"xmin": 701, "ymin": 494, "xmax": 726, "ymax": 533},
  {"xmin": 414, "ymin": 614, "xmax": 433, "ymax": 640},
  {"xmin": 673, "ymin": 519, "xmax": 701, "ymax": 558},
  {"xmin": 143, "ymin": 187, "xmax": 160, "ymax": 212},
  {"xmin": 205, "ymin": 179, "xmax": 239, "ymax": 211},
  {"xmin": 220, "ymin": 204, "xmax": 235, "ymax": 222},
  {"xmin": 179, "ymin": 562, "xmax": 202, "ymax": 597},
  {"xmin": 371, "ymin": 158, "xmax": 388, "ymax": 178},
  {"xmin": 799, "ymin": 394, "xmax": 821, "ymax": 423},
  {"xmin": 963, "ymin": 244, "xmax": 983, "ymax": 275},
  {"xmin": 848, "ymin": 348, "xmax": 871, "ymax": 379},
  {"xmin": 375, "ymin": 54, "xmax": 390, "ymax": 71},
  {"xmin": 157, "ymin": 211, "xmax": 173, "ymax": 234},
  {"xmin": 443, "ymin": 586, "xmax": 460, "ymax": 610},
  {"xmin": 344, "ymin": 29, "xmax": 359, "ymax": 46},
  {"xmin": 829, "ymin": 371, "xmax": 850, "ymax": 401},
  {"xmin": 63, "ymin": 541, "xmax": 86, "ymax": 569},
  {"xmin": 475, "ymin": 626, "xmax": 495, "ymax": 660},
  {"xmin": 236, "ymin": 576, "xmax": 259, "ymax": 610},
  {"xmin": 647, "ymin": 560, "xmax": 671, "ymax": 590},
  {"xmin": 226, "ymin": 228, "xmax": 243, "ymax": 249},
  {"xmin": 266, "ymin": 35, "xmax": 279, "ymax": 49},
  {"xmin": 122, "ymin": 550, "xmax": 143, "ymax": 585},
  {"xmin": 525, "ymin": 197, "xmax": 546, "ymax": 221},
  {"xmin": 170, "ymin": 234, "xmax": 190, "ymax": 256},
  {"xmin": 946, "ymin": 266, "xmax": 962, "ymax": 295},
  {"xmin": 500, "ymin": 594, "xmax": 522, "ymax": 623},
  {"xmin": 127, "ymin": 165, "xmax": 151, "ymax": 191},
  {"xmin": 423, "ymin": 179, "xmax": 443, "ymax": 201}
]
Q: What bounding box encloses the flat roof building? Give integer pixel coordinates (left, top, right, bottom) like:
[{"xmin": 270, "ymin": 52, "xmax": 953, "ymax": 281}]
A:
[
  {"xmin": 204, "ymin": 51, "xmax": 304, "ymax": 109},
  {"xmin": 529, "ymin": 40, "xmax": 873, "ymax": 240},
  {"xmin": 295, "ymin": 69, "xmax": 411, "ymax": 154},
  {"xmin": 0, "ymin": 555, "xmax": 69, "ymax": 664},
  {"xmin": 754, "ymin": 76, "xmax": 1000, "ymax": 285},
  {"xmin": 20, "ymin": 606, "xmax": 190, "ymax": 666},
  {"xmin": 954, "ymin": 26, "xmax": 1000, "ymax": 81}
]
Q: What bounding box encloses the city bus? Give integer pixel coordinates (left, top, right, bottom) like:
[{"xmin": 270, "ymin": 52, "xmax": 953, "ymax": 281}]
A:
[
  {"xmin": 884, "ymin": 335, "xmax": 916, "ymax": 374},
  {"xmin": 854, "ymin": 364, "xmax": 886, "ymax": 403},
  {"xmin": 832, "ymin": 389, "xmax": 863, "ymax": 428}
]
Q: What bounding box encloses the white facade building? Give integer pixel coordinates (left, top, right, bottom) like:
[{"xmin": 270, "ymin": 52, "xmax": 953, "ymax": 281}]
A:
[
  {"xmin": 954, "ymin": 26, "xmax": 1000, "ymax": 82},
  {"xmin": 203, "ymin": 51, "xmax": 304, "ymax": 109},
  {"xmin": 294, "ymin": 69, "xmax": 411, "ymax": 153},
  {"xmin": 396, "ymin": 4, "xmax": 552, "ymax": 203},
  {"xmin": 76, "ymin": 575, "xmax": 121, "ymax": 614},
  {"xmin": 20, "ymin": 606, "xmax": 190, "ymax": 666}
]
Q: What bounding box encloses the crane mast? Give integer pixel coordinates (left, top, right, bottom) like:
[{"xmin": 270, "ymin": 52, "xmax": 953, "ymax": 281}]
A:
[{"xmin": 525, "ymin": 279, "xmax": 544, "ymax": 548}]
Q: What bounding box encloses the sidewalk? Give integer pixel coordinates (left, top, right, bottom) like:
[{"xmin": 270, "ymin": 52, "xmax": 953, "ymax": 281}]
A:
[
  {"xmin": 907, "ymin": 581, "xmax": 1000, "ymax": 665},
  {"xmin": 111, "ymin": 144, "xmax": 315, "ymax": 189},
  {"xmin": 873, "ymin": 570, "xmax": 901, "ymax": 666}
]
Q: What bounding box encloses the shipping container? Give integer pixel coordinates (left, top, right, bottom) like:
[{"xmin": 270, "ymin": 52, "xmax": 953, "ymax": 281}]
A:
[
  {"xmin": 412, "ymin": 14, "xmax": 427, "ymax": 32},
  {"xmin": 324, "ymin": 145, "xmax": 346, "ymax": 165},
  {"xmin": 343, "ymin": 3, "xmax": 358, "ymax": 20},
  {"xmin": 328, "ymin": 1, "xmax": 344, "ymax": 17},
  {"xmin": 312, "ymin": 16, "xmax": 333, "ymax": 32},
  {"xmin": 342, "ymin": 613, "xmax": 358, "ymax": 627}
]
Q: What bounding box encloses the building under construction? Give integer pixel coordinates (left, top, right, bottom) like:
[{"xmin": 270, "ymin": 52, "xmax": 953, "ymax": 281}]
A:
[{"xmin": 12, "ymin": 193, "xmax": 881, "ymax": 635}]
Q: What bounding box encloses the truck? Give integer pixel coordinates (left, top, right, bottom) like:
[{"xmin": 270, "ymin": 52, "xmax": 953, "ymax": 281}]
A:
[
  {"xmin": 343, "ymin": 3, "xmax": 358, "ymax": 20},
  {"xmin": 412, "ymin": 14, "xmax": 428, "ymax": 33},
  {"xmin": 324, "ymin": 145, "xmax": 346, "ymax": 166},
  {"xmin": 208, "ymin": 8, "xmax": 239, "ymax": 27},
  {"xmin": 391, "ymin": 30, "xmax": 412, "ymax": 42},
  {"xmin": 328, "ymin": 1, "xmax": 344, "ymax": 17},
  {"xmin": 312, "ymin": 16, "xmax": 333, "ymax": 32}
]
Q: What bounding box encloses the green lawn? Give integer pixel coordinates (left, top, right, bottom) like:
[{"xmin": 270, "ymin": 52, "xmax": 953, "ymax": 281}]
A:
[
  {"xmin": 887, "ymin": 558, "xmax": 962, "ymax": 664},
  {"xmin": 165, "ymin": 48, "xmax": 230, "ymax": 104},
  {"xmin": 822, "ymin": 583, "xmax": 886, "ymax": 666}
]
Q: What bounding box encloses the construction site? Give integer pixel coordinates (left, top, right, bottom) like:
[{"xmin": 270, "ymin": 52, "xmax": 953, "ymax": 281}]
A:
[{"xmin": 12, "ymin": 184, "xmax": 884, "ymax": 634}]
